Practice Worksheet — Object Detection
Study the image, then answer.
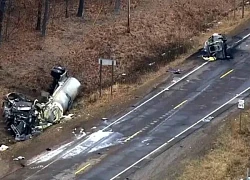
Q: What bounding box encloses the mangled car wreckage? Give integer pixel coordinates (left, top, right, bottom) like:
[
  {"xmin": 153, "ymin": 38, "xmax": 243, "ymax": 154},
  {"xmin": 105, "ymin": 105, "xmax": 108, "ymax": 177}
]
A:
[
  {"xmin": 2, "ymin": 66, "xmax": 81, "ymax": 141},
  {"xmin": 202, "ymin": 33, "xmax": 231, "ymax": 61}
]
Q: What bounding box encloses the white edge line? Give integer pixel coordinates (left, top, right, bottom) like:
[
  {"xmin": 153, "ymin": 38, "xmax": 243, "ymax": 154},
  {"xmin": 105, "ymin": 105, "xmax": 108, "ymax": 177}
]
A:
[
  {"xmin": 232, "ymin": 33, "xmax": 250, "ymax": 47},
  {"xmin": 24, "ymin": 62, "xmax": 208, "ymax": 180},
  {"xmin": 110, "ymin": 86, "xmax": 250, "ymax": 180}
]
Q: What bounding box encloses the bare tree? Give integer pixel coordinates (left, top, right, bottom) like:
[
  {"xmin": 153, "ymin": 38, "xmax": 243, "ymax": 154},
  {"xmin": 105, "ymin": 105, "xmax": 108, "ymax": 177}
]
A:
[
  {"xmin": 77, "ymin": 0, "xmax": 84, "ymax": 17},
  {"xmin": 115, "ymin": 0, "xmax": 121, "ymax": 13},
  {"xmin": 42, "ymin": 0, "xmax": 50, "ymax": 36},
  {"xmin": 4, "ymin": 0, "xmax": 12, "ymax": 41},
  {"xmin": 36, "ymin": 0, "xmax": 42, "ymax": 30},
  {"xmin": 0, "ymin": 0, "xmax": 6, "ymax": 44},
  {"xmin": 127, "ymin": 0, "xmax": 130, "ymax": 33},
  {"xmin": 65, "ymin": 0, "xmax": 69, "ymax": 18}
]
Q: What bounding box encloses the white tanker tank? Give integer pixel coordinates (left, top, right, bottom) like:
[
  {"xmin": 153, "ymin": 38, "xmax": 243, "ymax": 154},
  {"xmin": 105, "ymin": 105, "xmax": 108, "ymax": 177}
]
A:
[{"xmin": 50, "ymin": 66, "xmax": 81, "ymax": 113}]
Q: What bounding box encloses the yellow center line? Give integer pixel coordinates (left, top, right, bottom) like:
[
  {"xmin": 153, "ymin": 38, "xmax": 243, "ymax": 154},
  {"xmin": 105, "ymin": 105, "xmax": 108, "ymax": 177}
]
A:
[
  {"xmin": 174, "ymin": 100, "xmax": 188, "ymax": 110},
  {"xmin": 75, "ymin": 163, "xmax": 91, "ymax": 175},
  {"xmin": 220, "ymin": 69, "xmax": 234, "ymax": 79},
  {"xmin": 124, "ymin": 130, "xmax": 143, "ymax": 142}
]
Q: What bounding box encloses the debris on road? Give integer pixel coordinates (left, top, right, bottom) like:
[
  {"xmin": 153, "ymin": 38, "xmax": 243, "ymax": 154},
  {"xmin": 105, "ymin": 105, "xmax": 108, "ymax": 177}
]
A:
[
  {"xmin": 2, "ymin": 66, "xmax": 81, "ymax": 141},
  {"xmin": 203, "ymin": 116, "xmax": 214, "ymax": 122},
  {"xmin": 167, "ymin": 68, "xmax": 182, "ymax": 74},
  {"xmin": 0, "ymin": 144, "xmax": 9, "ymax": 151}
]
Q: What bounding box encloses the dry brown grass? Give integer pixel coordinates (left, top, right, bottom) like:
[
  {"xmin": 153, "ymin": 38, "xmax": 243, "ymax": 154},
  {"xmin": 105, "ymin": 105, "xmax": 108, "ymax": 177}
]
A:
[{"xmin": 179, "ymin": 107, "xmax": 250, "ymax": 180}]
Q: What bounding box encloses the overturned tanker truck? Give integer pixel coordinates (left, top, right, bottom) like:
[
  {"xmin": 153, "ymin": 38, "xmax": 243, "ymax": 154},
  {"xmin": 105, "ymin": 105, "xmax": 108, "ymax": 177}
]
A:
[{"xmin": 2, "ymin": 66, "xmax": 81, "ymax": 141}]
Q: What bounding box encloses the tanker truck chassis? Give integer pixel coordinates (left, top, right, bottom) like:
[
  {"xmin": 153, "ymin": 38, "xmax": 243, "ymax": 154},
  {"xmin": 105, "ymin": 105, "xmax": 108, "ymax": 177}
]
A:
[{"xmin": 2, "ymin": 66, "xmax": 81, "ymax": 141}]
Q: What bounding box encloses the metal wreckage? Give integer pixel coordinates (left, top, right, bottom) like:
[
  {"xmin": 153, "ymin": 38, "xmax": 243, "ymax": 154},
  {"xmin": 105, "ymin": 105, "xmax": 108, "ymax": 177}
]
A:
[
  {"xmin": 202, "ymin": 33, "xmax": 232, "ymax": 61},
  {"xmin": 2, "ymin": 66, "xmax": 81, "ymax": 141}
]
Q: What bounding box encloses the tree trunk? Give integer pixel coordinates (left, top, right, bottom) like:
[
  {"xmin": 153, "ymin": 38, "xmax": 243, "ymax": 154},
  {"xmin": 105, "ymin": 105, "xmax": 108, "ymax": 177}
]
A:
[
  {"xmin": 42, "ymin": 0, "xmax": 49, "ymax": 37},
  {"xmin": 4, "ymin": 0, "xmax": 11, "ymax": 41},
  {"xmin": 65, "ymin": 0, "xmax": 69, "ymax": 18},
  {"xmin": 36, "ymin": 0, "xmax": 42, "ymax": 30},
  {"xmin": 77, "ymin": 0, "xmax": 84, "ymax": 17},
  {"xmin": 115, "ymin": 0, "xmax": 121, "ymax": 13},
  {"xmin": 0, "ymin": 0, "xmax": 7, "ymax": 44}
]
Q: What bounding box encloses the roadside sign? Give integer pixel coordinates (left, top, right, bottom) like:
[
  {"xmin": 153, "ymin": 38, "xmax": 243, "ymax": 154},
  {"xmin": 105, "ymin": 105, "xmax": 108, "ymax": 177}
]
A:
[
  {"xmin": 98, "ymin": 59, "xmax": 117, "ymax": 66},
  {"xmin": 98, "ymin": 58, "xmax": 117, "ymax": 97},
  {"xmin": 238, "ymin": 99, "xmax": 245, "ymax": 109}
]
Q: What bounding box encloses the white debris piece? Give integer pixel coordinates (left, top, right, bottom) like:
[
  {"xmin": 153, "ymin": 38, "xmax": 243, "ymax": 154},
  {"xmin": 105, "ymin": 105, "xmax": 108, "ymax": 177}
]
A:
[
  {"xmin": 13, "ymin": 156, "xmax": 25, "ymax": 161},
  {"xmin": 61, "ymin": 114, "xmax": 74, "ymax": 121},
  {"xmin": 148, "ymin": 62, "xmax": 155, "ymax": 66},
  {"xmin": 0, "ymin": 145, "xmax": 9, "ymax": 151},
  {"xmin": 203, "ymin": 116, "xmax": 214, "ymax": 122}
]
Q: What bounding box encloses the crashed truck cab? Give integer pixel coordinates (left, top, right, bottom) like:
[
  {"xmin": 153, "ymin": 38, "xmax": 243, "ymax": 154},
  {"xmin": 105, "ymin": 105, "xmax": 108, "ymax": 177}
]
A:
[
  {"xmin": 202, "ymin": 33, "xmax": 230, "ymax": 61},
  {"xmin": 2, "ymin": 66, "xmax": 81, "ymax": 141}
]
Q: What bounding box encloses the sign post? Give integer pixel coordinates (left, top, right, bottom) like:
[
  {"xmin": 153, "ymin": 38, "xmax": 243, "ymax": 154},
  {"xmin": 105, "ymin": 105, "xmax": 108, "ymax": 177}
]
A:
[
  {"xmin": 99, "ymin": 59, "xmax": 103, "ymax": 97},
  {"xmin": 238, "ymin": 99, "xmax": 245, "ymax": 132},
  {"xmin": 98, "ymin": 58, "xmax": 117, "ymax": 97}
]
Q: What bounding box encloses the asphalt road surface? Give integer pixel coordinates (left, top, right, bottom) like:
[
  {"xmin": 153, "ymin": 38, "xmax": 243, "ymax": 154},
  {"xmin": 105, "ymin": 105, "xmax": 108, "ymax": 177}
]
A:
[{"xmin": 4, "ymin": 28, "xmax": 250, "ymax": 180}]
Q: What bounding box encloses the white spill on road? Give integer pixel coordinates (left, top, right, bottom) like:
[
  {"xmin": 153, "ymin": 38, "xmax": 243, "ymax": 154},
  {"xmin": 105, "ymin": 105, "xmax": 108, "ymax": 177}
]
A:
[
  {"xmin": 27, "ymin": 132, "xmax": 86, "ymax": 165},
  {"xmin": 27, "ymin": 142, "xmax": 73, "ymax": 165},
  {"xmin": 62, "ymin": 130, "xmax": 123, "ymax": 159}
]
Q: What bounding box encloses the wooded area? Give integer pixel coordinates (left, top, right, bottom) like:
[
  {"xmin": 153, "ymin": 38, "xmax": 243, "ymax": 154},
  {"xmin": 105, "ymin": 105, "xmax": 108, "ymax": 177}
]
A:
[{"xmin": 0, "ymin": 0, "xmax": 124, "ymax": 44}]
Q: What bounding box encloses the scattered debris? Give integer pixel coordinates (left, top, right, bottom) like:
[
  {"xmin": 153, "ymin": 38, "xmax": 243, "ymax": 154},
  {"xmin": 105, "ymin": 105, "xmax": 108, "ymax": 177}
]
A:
[
  {"xmin": 203, "ymin": 116, "xmax": 214, "ymax": 122},
  {"xmin": 0, "ymin": 144, "xmax": 9, "ymax": 151},
  {"xmin": 171, "ymin": 77, "xmax": 181, "ymax": 83},
  {"xmin": 148, "ymin": 62, "xmax": 155, "ymax": 66},
  {"xmin": 80, "ymin": 128, "xmax": 85, "ymax": 134},
  {"xmin": 60, "ymin": 114, "xmax": 75, "ymax": 121},
  {"xmin": 72, "ymin": 127, "xmax": 86, "ymax": 139},
  {"xmin": 2, "ymin": 66, "xmax": 81, "ymax": 141},
  {"xmin": 30, "ymin": 165, "xmax": 44, "ymax": 169},
  {"xmin": 13, "ymin": 156, "xmax": 25, "ymax": 161},
  {"xmin": 167, "ymin": 68, "xmax": 182, "ymax": 74},
  {"xmin": 57, "ymin": 127, "xmax": 63, "ymax": 131}
]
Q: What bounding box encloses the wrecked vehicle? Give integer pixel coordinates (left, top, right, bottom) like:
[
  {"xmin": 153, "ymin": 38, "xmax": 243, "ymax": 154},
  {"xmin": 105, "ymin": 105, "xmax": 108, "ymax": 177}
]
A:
[
  {"xmin": 2, "ymin": 66, "xmax": 81, "ymax": 141},
  {"xmin": 202, "ymin": 33, "xmax": 231, "ymax": 61}
]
